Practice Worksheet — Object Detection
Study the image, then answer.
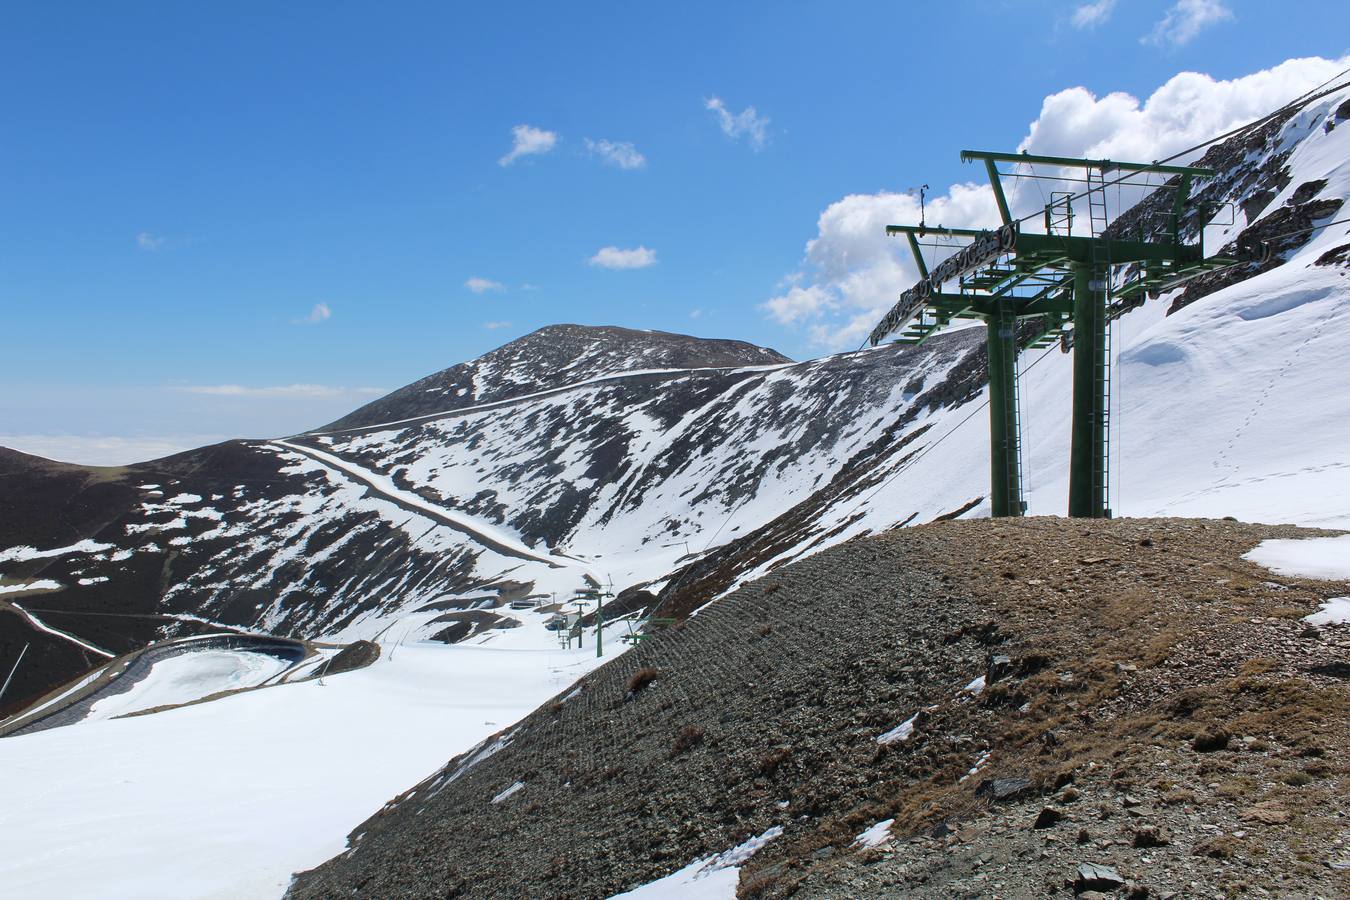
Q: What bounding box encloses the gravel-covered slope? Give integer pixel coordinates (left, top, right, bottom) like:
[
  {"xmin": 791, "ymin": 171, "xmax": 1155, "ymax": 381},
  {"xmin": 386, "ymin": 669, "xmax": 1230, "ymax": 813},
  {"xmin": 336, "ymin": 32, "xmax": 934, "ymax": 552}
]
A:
[{"xmin": 289, "ymin": 517, "xmax": 1350, "ymax": 899}]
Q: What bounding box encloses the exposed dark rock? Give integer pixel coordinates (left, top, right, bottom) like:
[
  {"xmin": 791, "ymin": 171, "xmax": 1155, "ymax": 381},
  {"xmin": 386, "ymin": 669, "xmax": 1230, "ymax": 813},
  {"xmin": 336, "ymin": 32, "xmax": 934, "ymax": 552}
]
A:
[
  {"xmin": 976, "ymin": 777, "xmax": 1033, "ymax": 803},
  {"xmin": 286, "ymin": 517, "xmax": 1350, "ymax": 899},
  {"xmin": 1075, "ymin": 862, "xmax": 1126, "ymax": 893},
  {"xmin": 322, "ymin": 640, "xmax": 381, "ymax": 676},
  {"xmin": 427, "ymin": 611, "xmax": 521, "ymax": 644},
  {"xmin": 1033, "ymin": 806, "xmax": 1064, "ymax": 829}
]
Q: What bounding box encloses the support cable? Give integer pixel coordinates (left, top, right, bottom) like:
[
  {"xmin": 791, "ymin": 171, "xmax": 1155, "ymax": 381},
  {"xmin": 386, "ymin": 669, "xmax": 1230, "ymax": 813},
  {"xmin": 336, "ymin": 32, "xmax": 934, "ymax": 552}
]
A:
[
  {"xmin": 658, "ymin": 391, "xmax": 834, "ymax": 605},
  {"xmin": 848, "ymin": 342, "xmax": 1062, "ymax": 516}
]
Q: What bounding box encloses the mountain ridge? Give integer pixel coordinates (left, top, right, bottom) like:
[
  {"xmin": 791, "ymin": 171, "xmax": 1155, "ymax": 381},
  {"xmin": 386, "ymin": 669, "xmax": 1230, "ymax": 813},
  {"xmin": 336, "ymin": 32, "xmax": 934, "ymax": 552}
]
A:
[
  {"xmin": 0, "ymin": 326, "xmax": 977, "ymax": 713},
  {"xmin": 321, "ymin": 324, "xmax": 793, "ymax": 432}
]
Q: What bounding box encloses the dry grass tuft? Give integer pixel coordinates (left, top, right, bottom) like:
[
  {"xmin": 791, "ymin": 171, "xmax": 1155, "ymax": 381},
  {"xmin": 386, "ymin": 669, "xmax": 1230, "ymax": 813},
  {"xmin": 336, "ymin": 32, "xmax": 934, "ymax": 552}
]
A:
[{"xmin": 627, "ymin": 667, "xmax": 660, "ymax": 696}]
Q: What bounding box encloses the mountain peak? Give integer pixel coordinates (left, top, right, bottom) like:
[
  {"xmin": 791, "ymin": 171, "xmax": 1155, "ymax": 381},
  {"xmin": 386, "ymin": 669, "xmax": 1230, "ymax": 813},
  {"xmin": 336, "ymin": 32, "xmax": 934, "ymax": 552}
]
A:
[{"xmin": 321, "ymin": 324, "xmax": 791, "ymax": 431}]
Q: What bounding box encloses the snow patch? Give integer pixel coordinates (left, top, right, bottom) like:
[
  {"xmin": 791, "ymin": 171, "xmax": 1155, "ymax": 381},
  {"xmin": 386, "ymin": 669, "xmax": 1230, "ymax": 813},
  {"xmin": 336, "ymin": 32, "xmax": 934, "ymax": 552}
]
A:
[
  {"xmin": 0, "ymin": 641, "xmax": 606, "ymax": 898},
  {"xmin": 854, "ymin": 818, "xmax": 894, "ymax": 849},
  {"xmin": 1244, "ymin": 535, "xmax": 1350, "ymax": 581},
  {"xmin": 1305, "ymin": 597, "xmax": 1350, "ymax": 627},
  {"xmin": 876, "ymin": 713, "xmax": 920, "ymax": 745},
  {"xmin": 0, "ymin": 580, "xmax": 63, "ymax": 595},
  {"xmin": 608, "ymin": 825, "xmax": 784, "ymax": 899},
  {"xmin": 490, "ymin": 780, "xmax": 524, "ymax": 804},
  {"xmin": 0, "ymin": 539, "xmax": 115, "ymax": 563}
]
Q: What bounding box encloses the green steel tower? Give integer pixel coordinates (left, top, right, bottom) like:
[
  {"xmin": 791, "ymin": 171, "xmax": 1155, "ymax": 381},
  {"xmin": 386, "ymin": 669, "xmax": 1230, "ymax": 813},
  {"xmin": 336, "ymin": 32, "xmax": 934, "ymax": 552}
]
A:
[{"xmin": 869, "ymin": 150, "xmax": 1232, "ymax": 518}]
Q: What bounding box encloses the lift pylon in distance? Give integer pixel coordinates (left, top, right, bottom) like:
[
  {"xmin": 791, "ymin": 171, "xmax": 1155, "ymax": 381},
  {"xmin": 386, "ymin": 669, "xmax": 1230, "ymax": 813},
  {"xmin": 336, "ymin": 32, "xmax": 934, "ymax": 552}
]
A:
[{"xmin": 867, "ymin": 149, "xmax": 1233, "ymax": 519}]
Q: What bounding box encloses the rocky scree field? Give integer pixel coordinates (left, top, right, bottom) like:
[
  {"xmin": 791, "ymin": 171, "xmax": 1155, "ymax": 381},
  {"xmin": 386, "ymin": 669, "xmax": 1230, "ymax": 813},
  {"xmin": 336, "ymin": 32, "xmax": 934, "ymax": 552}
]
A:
[{"xmin": 288, "ymin": 516, "xmax": 1349, "ymax": 899}]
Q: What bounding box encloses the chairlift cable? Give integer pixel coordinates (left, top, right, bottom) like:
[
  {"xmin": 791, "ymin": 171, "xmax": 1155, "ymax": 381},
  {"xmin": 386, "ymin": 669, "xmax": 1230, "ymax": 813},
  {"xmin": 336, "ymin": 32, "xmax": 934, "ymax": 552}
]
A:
[{"xmin": 849, "ymin": 342, "xmax": 1062, "ymax": 515}]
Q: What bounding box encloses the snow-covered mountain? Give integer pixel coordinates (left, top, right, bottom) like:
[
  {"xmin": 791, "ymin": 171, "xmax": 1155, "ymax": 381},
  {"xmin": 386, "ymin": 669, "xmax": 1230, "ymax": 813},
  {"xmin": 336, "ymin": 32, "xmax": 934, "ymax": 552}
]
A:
[
  {"xmin": 325, "ymin": 324, "xmax": 792, "ymax": 430},
  {"xmin": 1, "ymin": 76, "xmax": 1348, "ymax": 900},
  {"xmin": 3, "ymin": 83, "xmax": 1349, "ymax": 717},
  {"xmin": 0, "ymin": 324, "xmax": 988, "ymax": 711}
]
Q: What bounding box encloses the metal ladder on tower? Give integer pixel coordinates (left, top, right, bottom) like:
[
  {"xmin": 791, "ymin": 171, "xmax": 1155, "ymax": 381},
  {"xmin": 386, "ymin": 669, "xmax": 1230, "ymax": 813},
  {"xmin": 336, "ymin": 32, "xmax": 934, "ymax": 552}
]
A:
[
  {"xmin": 1010, "ymin": 337, "xmax": 1028, "ymax": 514},
  {"xmin": 1087, "ymin": 166, "xmax": 1112, "ymax": 516}
]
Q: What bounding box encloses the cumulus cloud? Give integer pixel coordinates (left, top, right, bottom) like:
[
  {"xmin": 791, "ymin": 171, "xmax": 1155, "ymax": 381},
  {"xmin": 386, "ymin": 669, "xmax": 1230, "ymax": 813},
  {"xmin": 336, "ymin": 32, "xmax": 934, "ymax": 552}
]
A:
[
  {"xmin": 1017, "ymin": 55, "xmax": 1348, "ymax": 162},
  {"xmin": 482, "ymin": 320, "xmax": 513, "ymax": 330},
  {"xmin": 136, "ymin": 232, "xmax": 165, "ymax": 251},
  {"xmin": 588, "ymin": 245, "xmax": 658, "ymax": 270},
  {"xmin": 499, "ymin": 124, "xmax": 558, "ymax": 166},
  {"xmin": 705, "ymin": 97, "xmax": 770, "ymax": 150},
  {"xmin": 465, "ymin": 277, "xmax": 506, "ymax": 294},
  {"xmin": 293, "ymin": 302, "xmax": 331, "ymax": 325},
  {"xmin": 172, "ymin": 384, "xmax": 385, "ymax": 398},
  {"xmin": 586, "ymin": 138, "xmax": 646, "ymax": 170},
  {"xmin": 761, "ymin": 184, "xmax": 1000, "ymax": 348},
  {"xmin": 1143, "ymin": 0, "xmax": 1234, "ymax": 47},
  {"xmin": 1070, "ymin": 0, "xmax": 1116, "ymax": 29},
  {"xmin": 764, "ymin": 55, "xmax": 1350, "ymax": 350}
]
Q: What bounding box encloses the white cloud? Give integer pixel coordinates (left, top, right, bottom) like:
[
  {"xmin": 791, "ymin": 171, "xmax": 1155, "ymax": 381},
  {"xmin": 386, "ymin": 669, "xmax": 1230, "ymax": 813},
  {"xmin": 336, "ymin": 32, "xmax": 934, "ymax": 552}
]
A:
[
  {"xmin": 586, "ymin": 138, "xmax": 646, "ymax": 170},
  {"xmin": 498, "ymin": 124, "xmax": 558, "ymax": 166},
  {"xmin": 1143, "ymin": 0, "xmax": 1233, "ymax": 47},
  {"xmin": 136, "ymin": 232, "xmax": 165, "ymax": 251},
  {"xmin": 588, "ymin": 245, "xmax": 658, "ymax": 270},
  {"xmin": 482, "ymin": 320, "xmax": 513, "ymax": 330},
  {"xmin": 763, "ymin": 284, "xmax": 838, "ymax": 326},
  {"xmin": 1017, "ymin": 55, "xmax": 1349, "ymax": 163},
  {"xmin": 765, "ymin": 54, "xmax": 1350, "ymax": 350},
  {"xmin": 1070, "ymin": 0, "xmax": 1116, "ymax": 29},
  {"xmin": 761, "ymin": 184, "xmax": 998, "ymax": 349},
  {"xmin": 294, "ymin": 302, "xmax": 331, "ymax": 325},
  {"xmin": 465, "ymin": 277, "xmax": 506, "ymax": 294},
  {"xmin": 172, "ymin": 384, "xmax": 385, "ymax": 398},
  {"xmin": 705, "ymin": 97, "xmax": 770, "ymax": 151},
  {"xmin": 689, "ymin": 308, "xmax": 703, "ymax": 319}
]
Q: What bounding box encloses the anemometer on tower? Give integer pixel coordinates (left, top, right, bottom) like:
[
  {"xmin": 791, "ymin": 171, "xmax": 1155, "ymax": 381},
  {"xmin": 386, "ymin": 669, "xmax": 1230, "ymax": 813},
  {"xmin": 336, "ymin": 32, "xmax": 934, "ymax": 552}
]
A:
[{"xmin": 870, "ymin": 149, "xmax": 1239, "ymax": 518}]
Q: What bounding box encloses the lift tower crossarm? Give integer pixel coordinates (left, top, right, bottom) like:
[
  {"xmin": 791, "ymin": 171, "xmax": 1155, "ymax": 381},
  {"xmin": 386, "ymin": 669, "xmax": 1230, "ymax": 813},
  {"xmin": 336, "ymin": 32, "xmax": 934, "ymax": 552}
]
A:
[
  {"xmin": 958, "ymin": 150, "xmax": 1215, "ymax": 179},
  {"xmin": 886, "ymin": 223, "xmax": 981, "ymax": 279},
  {"xmin": 884, "ymin": 224, "xmax": 990, "ymax": 238}
]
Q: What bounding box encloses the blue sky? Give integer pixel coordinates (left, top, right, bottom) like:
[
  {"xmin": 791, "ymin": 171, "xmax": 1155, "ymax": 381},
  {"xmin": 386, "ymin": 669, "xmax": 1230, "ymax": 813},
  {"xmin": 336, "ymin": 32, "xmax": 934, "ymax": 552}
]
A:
[{"xmin": 3, "ymin": 1, "xmax": 1347, "ymax": 462}]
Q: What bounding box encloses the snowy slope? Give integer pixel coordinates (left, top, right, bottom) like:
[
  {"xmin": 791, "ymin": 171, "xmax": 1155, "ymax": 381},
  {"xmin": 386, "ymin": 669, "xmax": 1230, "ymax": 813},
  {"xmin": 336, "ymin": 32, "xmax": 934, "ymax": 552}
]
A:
[
  {"xmin": 0, "ymin": 634, "xmax": 605, "ymax": 899},
  {"xmin": 775, "ymin": 83, "xmax": 1350, "ymax": 539},
  {"xmin": 6, "ymin": 79, "xmax": 1348, "ymax": 701},
  {"xmin": 0, "ymin": 326, "xmax": 986, "ymax": 708},
  {"xmin": 0, "ymin": 73, "xmax": 1345, "ymax": 900}
]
